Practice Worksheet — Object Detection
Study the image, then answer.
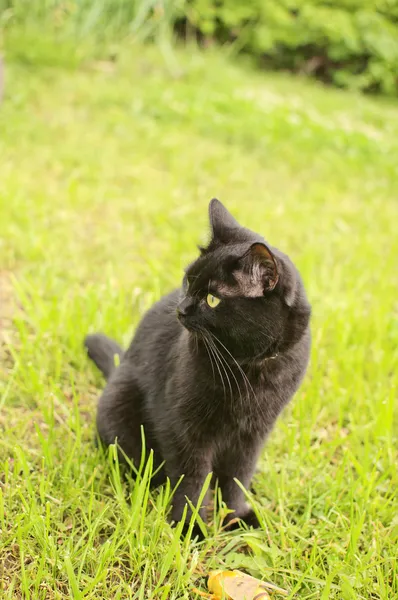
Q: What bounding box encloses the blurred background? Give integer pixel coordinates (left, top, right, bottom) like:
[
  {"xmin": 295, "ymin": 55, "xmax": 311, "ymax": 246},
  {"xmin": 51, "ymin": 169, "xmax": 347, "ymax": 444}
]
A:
[
  {"xmin": 2, "ymin": 0, "xmax": 398, "ymax": 94},
  {"xmin": 0, "ymin": 2, "xmax": 397, "ymax": 599}
]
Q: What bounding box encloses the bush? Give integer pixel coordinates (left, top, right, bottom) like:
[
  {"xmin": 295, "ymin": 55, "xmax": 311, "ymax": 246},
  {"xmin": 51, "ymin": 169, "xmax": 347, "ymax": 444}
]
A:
[
  {"xmin": 1, "ymin": 0, "xmax": 398, "ymax": 95},
  {"xmin": 179, "ymin": 0, "xmax": 398, "ymax": 95}
]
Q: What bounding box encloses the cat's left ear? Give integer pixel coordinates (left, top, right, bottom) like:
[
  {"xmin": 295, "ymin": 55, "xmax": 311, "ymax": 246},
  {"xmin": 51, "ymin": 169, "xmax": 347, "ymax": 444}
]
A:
[
  {"xmin": 209, "ymin": 198, "xmax": 240, "ymax": 241},
  {"xmin": 238, "ymin": 242, "xmax": 279, "ymax": 294}
]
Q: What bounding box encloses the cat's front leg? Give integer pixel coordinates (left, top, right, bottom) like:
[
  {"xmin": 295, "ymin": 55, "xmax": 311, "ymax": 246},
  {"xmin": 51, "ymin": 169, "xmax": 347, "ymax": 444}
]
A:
[
  {"xmin": 166, "ymin": 448, "xmax": 213, "ymax": 536},
  {"xmin": 216, "ymin": 441, "xmax": 262, "ymax": 529}
]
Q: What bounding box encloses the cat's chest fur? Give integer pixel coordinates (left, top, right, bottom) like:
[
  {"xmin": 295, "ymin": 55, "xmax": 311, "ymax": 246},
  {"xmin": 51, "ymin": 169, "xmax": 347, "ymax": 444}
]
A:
[{"xmin": 168, "ymin": 347, "xmax": 297, "ymax": 441}]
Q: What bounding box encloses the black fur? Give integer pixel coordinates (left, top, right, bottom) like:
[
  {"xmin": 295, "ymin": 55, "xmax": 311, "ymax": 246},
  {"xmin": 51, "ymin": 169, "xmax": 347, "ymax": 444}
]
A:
[
  {"xmin": 85, "ymin": 333, "xmax": 123, "ymax": 380},
  {"xmin": 84, "ymin": 199, "xmax": 311, "ymax": 530}
]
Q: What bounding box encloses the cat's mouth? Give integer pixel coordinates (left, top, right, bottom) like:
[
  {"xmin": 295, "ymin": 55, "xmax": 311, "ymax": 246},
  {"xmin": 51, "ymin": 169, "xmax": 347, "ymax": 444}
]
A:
[
  {"xmin": 176, "ymin": 311, "xmax": 202, "ymax": 333},
  {"xmin": 177, "ymin": 314, "xmax": 194, "ymax": 331}
]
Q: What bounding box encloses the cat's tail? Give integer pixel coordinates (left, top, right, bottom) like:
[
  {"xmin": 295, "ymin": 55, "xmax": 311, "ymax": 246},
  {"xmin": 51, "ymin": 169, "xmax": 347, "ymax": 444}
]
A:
[{"xmin": 84, "ymin": 333, "xmax": 123, "ymax": 380}]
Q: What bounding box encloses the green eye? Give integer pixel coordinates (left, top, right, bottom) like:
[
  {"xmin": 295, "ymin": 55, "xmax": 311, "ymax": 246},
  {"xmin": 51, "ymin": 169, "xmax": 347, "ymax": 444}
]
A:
[{"xmin": 206, "ymin": 294, "xmax": 221, "ymax": 308}]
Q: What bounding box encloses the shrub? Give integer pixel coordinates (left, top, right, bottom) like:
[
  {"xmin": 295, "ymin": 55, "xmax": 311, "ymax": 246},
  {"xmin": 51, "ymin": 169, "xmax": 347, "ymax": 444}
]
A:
[
  {"xmin": 179, "ymin": 0, "xmax": 398, "ymax": 95},
  {"xmin": 1, "ymin": 0, "xmax": 398, "ymax": 95}
]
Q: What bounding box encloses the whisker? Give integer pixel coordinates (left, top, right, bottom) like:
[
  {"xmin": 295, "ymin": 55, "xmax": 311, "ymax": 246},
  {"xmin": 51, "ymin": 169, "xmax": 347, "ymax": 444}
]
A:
[
  {"xmin": 210, "ymin": 331, "xmax": 268, "ymax": 423},
  {"xmin": 203, "ymin": 332, "xmax": 227, "ymax": 401},
  {"xmin": 208, "ymin": 333, "xmax": 244, "ymax": 408},
  {"xmin": 203, "ymin": 337, "xmax": 216, "ymax": 389},
  {"xmin": 208, "ymin": 337, "xmax": 234, "ymax": 403}
]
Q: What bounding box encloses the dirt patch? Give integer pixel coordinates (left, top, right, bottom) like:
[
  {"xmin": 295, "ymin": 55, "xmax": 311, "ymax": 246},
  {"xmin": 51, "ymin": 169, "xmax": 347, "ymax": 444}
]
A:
[{"xmin": 0, "ymin": 550, "xmax": 21, "ymax": 598}]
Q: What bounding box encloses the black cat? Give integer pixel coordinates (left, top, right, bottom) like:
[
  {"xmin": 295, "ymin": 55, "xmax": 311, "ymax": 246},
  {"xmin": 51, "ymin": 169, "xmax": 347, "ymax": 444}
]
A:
[{"xmin": 85, "ymin": 199, "xmax": 311, "ymax": 531}]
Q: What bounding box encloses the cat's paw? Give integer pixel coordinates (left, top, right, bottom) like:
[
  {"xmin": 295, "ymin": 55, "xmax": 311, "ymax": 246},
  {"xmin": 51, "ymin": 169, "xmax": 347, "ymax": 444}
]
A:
[
  {"xmin": 239, "ymin": 507, "xmax": 260, "ymax": 529},
  {"xmin": 180, "ymin": 522, "xmax": 205, "ymax": 541},
  {"xmin": 224, "ymin": 507, "xmax": 260, "ymax": 531},
  {"xmin": 169, "ymin": 515, "xmax": 206, "ymax": 541}
]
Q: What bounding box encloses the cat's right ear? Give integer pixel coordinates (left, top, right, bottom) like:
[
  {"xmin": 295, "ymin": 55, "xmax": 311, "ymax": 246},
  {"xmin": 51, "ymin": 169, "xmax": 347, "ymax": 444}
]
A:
[{"xmin": 209, "ymin": 198, "xmax": 240, "ymax": 241}]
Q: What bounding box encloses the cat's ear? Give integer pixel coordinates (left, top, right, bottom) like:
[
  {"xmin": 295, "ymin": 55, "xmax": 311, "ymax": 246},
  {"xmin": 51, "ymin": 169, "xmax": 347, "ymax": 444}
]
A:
[
  {"xmin": 209, "ymin": 198, "xmax": 240, "ymax": 240},
  {"xmin": 250, "ymin": 243, "xmax": 279, "ymax": 291},
  {"xmin": 237, "ymin": 242, "xmax": 279, "ymax": 295}
]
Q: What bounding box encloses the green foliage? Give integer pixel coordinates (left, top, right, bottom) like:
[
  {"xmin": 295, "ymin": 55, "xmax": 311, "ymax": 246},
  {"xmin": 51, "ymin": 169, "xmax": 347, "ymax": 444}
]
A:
[
  {"xmin": 0, "ymin": 0, "xmax": 181, "ymax": 69},
  {"xmin": 181, "ymin": 0, "xmax": 398, "ymax": 95},
  {"xmin": 1, "ymin": 0, "xmax": 398, "ymax": 94}
]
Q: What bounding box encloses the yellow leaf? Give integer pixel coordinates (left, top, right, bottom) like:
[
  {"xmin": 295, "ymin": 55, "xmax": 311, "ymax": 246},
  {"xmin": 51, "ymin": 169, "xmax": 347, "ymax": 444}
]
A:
[{"xmin": 207, "ymin": 570, "xmax": 287, "ymax": 600}]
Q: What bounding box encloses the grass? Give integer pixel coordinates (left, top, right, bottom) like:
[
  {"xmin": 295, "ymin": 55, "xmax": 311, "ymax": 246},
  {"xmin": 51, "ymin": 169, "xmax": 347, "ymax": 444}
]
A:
[{"xmin": 0, "ymin": 40, "xmax": 397, "ymax": 599}]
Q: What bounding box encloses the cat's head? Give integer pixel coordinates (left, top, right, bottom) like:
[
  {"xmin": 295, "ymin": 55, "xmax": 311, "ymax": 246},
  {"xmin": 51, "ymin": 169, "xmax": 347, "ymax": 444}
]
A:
[{"xmin": 177, "ymin": 199, "xmax": 311, "ymax": 361}]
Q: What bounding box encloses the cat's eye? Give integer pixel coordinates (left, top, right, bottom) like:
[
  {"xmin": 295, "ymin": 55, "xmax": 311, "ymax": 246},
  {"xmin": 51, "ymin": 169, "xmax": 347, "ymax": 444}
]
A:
[{"xmin": 206, "ymin": 294, "xmax": 221, "ymax": 308}]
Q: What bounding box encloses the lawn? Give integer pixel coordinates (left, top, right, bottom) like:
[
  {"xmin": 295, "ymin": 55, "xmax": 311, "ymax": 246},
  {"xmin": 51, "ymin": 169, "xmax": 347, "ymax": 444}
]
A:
[{"xmin": 0, "ymin": 42, "xmax": 397, "ymax": 599}]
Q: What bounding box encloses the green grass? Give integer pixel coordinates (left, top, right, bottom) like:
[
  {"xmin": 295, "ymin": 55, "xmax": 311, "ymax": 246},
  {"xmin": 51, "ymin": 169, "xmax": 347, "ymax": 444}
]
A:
[{"xmin": 0, "ymin": 42, "xmax": 397, "ymax": 599}]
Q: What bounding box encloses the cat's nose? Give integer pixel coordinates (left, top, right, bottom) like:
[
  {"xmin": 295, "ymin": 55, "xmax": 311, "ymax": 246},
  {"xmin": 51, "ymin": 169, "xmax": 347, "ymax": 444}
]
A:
[{"xmin": 177, "ymin": 297, "xmax": 195, "ymax": 317}]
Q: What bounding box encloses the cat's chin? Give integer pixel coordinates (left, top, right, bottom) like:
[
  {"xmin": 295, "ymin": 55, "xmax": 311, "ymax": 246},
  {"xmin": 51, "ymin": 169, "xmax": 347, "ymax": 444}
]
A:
[{"xmin": 177, "ymin": 315, "xmax": 201, "ymax": 334}]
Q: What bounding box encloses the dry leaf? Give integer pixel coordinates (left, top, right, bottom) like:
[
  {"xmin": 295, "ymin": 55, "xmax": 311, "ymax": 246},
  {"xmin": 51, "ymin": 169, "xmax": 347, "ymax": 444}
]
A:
[{"xmin": 203, "ymin": 569, "xmax": 288, "ymax": 600}]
